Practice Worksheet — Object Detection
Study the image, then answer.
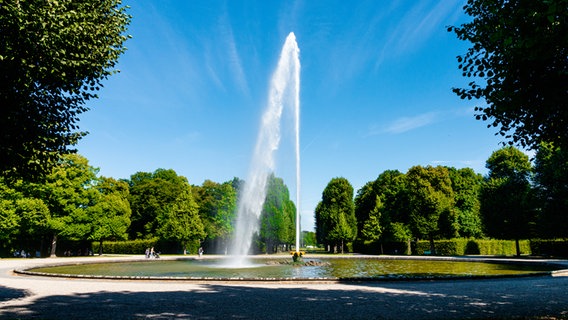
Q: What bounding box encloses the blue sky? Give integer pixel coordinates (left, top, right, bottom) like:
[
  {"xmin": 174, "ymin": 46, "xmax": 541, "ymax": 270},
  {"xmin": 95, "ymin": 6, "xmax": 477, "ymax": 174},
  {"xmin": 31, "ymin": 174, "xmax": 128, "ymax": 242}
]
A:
[{"xmin": 79, "ymin": 1, "xmax": 508, "ymax": 231}]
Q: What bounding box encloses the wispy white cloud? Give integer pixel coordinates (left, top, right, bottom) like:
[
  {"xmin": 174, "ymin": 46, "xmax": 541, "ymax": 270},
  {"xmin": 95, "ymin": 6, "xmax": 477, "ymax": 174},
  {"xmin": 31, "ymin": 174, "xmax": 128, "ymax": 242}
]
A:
[
  {"xmin": 400, "ymin": 1, "xmax": 457, "ymax": 51},
  {"xmin": 375, "ymin": 1, "xmax": 463, "ymax": 69},
  {"xmin": 171, "ymin": 131, "xmax": 201, "ymax": 147},
  {"xmin": 303, "ymin": 2, "xmax": 464, "ymax": 91},
  {"xmin": 326, "ymin": 3, "xmax": 394, "ymax": 85},
  {"xmin": 204, "ymin": 44, "xmax": 225, "ymax": 92},
  {"xmin": 384, "ymin": 111, "xmax": 439, "ymax": 134},
  {"xmin": 457, "ymin": 105, "xmax": 476, "ymax": 116},
  {"xmin": 367, "ymin": 105, "xmax": 477, "ymax": 137},
  {"xmin": 218, "ymin": 12, "xmax": 249, "ymax": 96}
]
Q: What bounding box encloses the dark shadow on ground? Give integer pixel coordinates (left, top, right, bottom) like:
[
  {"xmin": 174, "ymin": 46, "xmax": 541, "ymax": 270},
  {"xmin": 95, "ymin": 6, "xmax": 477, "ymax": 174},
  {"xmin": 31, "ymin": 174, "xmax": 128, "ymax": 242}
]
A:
[
  {"xmin": 0, "ymin": 285, "xmax": 29, "ymax": 302},
  {"xmin": 1, "ymin": 276, "xmax": 567, "ymax": 319}
]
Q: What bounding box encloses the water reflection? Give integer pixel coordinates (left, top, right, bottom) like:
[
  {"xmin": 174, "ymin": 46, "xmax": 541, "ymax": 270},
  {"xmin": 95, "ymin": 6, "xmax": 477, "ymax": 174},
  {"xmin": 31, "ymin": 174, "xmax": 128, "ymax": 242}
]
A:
[{"xmin": 29, "ymin": 257, "xmax": 559, "ymax": 280}]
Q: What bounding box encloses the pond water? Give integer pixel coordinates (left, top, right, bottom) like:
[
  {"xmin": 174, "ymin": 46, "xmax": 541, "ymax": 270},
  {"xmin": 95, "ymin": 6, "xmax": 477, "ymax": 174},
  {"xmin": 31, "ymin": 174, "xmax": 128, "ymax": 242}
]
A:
[{"xmin": 28, "ymin": 257, "xmax": 560, "ymax": 280}]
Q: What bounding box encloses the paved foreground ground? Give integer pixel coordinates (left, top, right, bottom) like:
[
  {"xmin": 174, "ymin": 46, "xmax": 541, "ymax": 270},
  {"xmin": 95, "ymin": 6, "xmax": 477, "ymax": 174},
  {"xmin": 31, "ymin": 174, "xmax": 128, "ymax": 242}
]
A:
[{"xmin": 1, "ymin": 256, "xmax": 568, "ymax": 319}]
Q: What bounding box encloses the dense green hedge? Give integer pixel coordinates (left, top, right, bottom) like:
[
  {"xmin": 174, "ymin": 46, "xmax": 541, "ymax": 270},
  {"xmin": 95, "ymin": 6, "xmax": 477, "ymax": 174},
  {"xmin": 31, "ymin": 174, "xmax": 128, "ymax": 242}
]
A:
[
  {"xmin": 530, "ymin": 239, "xmax": 568, "ymax": 257},
  {"xmin": 92, "ymin": 238, "xmax": 568, "ymax": 257},
  {"xmin": 357, "ymin": 239, "xmax": 533, "ymax": 256},
  {"xmin": 415, "ymin": 239, "xmax": 531, "ymax": 256},
  {"xmin": 415, "ymin": 239, "xmax": 466, "ymax": 255},
  {"xmin": 474, "ymin": 239, "xmax": 530, "ymax": 255}
]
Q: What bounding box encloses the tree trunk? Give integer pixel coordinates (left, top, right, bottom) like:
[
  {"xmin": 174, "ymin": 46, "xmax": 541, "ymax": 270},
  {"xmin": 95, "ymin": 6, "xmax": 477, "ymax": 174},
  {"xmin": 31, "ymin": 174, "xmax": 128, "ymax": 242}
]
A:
[
  {"xmin": 429, "ymin": 235, "xmax": 436, "ymax": 255},
  {"xmin": 50, "ymin": 234, "xmax": 58, "ymax": 257},
  {"xmin": 515, "ymin": 238, "xmax": 521, "ymax": 257},
  {"xmin": 40, "ymin": 237, "xmax": 45, "ymax": 258},
  {"xmin": 341, "ymin": 240, "xmax": 344, "ymax": 254}
]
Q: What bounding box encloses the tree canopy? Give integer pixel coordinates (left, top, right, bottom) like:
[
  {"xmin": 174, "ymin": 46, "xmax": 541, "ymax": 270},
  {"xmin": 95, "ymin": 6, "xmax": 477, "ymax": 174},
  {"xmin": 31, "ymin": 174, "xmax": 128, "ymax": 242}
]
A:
[
  {"xmin": 315, "ymin": 177, "xmax": 356, "ymax": 253},
  {"xmin": 481, "ymin": 146, "xmax": 533, "ymax": 255},
  {"xmin": 156, "ymin": 187, "xmax": 205, "ymax": 252},
  {"xmin": 0, "ymin": 0, "xmax": 130, "ymax": 180},
  {"xmin": 88, "ymin": 177, "xmax": 131, "ymax": 254},
  {"xmin": 193, "ymin": 179, "xmax": 237, "ymax": 253},
  {"xmin": 447, "ymin": 167, "xmax": 484, "ymax": 238},
  {"xmin": 405, "ymin": 166, "xmax": 455, "ymax": 249},
  {"xmin": 355, "ymin": 170, "xmax": 410, "ymax": 244},
  {"xmin": 127, "ymin": 169, "xmax": 192, "ymax": 240},
  {"xmin": 0, "ymin": 179, "xmax": 23, "ymax": 245},
  {"xmin": 533, "ymin": 143, "xmax": 568, "ymax": 238},
  {"xmin": 449, "ymin": 0, "xmax": 568, "ymax": 150},
  {"xmin": 41, "ymin": 154, "xmax": 100, "ymax": 256},
  {"xmin": 259, "ymin": 175, "xmax": 296, "ymax": 253}
]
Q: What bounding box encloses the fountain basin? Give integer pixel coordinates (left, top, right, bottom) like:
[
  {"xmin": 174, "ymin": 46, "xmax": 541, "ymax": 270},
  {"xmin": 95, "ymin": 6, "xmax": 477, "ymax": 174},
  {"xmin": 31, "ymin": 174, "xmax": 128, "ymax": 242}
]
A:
[{"xmin": 15, "ymin": 255, "xmax": 567, "ymax": 282}]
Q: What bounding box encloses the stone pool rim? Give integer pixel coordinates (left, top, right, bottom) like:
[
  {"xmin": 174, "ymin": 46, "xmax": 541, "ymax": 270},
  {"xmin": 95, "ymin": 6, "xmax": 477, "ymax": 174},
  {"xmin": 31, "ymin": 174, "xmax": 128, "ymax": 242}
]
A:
[{"xmin": 13, "ymin": 254, "xmax": 568, "ymax": 283}]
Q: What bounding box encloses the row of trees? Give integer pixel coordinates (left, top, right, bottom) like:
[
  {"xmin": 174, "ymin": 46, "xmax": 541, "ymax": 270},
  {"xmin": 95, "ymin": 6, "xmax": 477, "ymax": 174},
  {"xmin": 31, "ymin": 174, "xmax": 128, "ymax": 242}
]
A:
[
  {"xmin": 0, "ymin": 154, "xmax": 302, "ymax": 257},
  {"xmin": 0, "ymin": 154, "xmax": 131, "ymax": 257},
  {"xmin": 1, "ymin": 143, "xmax": 566, "ymax": 257},
  {"xmin": 316, "ymin": 144, "xmax": 568, "ymax": 255},
  {"xmin": 126, "ymin": 170, "xmax": 299, "ymax": 254}
]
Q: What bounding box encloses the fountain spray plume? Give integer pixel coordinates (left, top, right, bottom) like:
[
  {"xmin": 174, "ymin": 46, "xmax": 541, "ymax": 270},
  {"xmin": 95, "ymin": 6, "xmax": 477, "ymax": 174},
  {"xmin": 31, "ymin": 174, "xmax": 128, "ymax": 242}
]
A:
[{"xmin": 229, "ymin": 32, "xmax": 301, "ymax": 266}]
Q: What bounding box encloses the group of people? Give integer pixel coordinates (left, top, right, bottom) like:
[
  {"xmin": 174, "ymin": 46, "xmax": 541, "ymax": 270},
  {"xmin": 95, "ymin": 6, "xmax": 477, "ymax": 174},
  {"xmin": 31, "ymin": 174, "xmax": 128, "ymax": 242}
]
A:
[
  {"xmin": 144, "ymin": 247, "xmax": 159, "ymax": 259},
  {"xmin": 13, "ymin": 249, "xmax": 34, "ymax": 258},
  {"xmin": 63, "ymin": 249, "xmax": 93, "ymax": 257},
  {"xmin": 144, "ymin": 246, "xmax": 205, "ymax": 258}
]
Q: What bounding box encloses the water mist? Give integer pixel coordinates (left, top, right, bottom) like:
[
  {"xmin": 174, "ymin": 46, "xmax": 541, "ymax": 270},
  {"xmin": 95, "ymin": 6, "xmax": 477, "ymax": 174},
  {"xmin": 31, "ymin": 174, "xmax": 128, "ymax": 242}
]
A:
[{"xmin": 229, "ymin": 32, "xmax": 301, "ymax": 266}]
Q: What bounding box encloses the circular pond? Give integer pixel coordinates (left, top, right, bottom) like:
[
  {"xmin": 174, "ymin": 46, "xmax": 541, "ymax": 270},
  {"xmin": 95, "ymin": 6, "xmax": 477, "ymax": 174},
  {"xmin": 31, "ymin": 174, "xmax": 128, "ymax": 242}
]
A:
[{"xmin": 22, "ymin": 256, "xmax": 562, "ymax": 281}]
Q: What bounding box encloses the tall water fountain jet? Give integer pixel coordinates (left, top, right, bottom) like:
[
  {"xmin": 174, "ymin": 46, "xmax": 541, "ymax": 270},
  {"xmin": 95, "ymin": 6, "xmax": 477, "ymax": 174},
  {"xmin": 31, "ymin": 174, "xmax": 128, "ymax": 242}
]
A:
[{"xmin": 229, "ymin": 32, "xmax": 301, "ymax": 265}]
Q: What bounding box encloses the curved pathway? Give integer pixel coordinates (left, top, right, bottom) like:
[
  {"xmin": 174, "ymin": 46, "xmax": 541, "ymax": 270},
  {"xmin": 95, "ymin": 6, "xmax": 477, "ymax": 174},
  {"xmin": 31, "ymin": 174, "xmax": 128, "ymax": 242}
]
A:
[{"xmin": 1, "ymin": 255, "xmax": 568, "ymax": 319}]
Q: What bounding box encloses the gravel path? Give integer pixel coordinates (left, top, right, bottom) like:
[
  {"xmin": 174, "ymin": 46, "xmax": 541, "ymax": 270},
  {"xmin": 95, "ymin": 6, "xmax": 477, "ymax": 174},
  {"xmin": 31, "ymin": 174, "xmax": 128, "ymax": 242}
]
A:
[{"xmin": 1, "ymin": 256, "xmax": 568, "ymax": 319}]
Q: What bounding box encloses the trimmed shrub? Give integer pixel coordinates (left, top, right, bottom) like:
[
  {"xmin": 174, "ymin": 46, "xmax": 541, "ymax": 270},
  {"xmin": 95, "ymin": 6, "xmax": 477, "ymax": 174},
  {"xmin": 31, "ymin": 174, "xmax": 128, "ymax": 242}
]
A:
[
  {"xmin": 530, "ymin": 239, "xmax": 568, "ymax": 257},
  {"xmin": 352, "ymin": 240, "xmax": 375, "ymax": 254},
  {"xmin": 383, "ymin": 241, "xmax": 412, "ymax": 255},
  {"xmin": 415, "ymin": 239, "xmax": 467, "ymax": 256},
  {"xmin": 415, "ymin": 241, "xmax": 431, "ymax": 255},
  {"xmin": 464, "ymin": 240, "xmax": 481, "ymax": 254},
  {"xmin": 353, "ymin": 240, "xmax": 411, "ymax": 255}
]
